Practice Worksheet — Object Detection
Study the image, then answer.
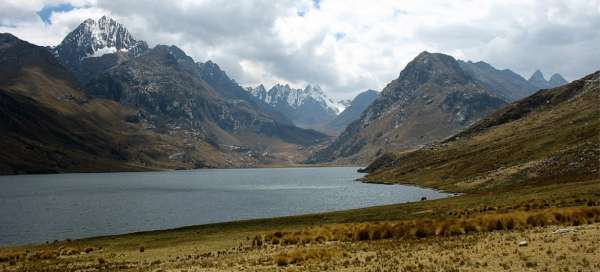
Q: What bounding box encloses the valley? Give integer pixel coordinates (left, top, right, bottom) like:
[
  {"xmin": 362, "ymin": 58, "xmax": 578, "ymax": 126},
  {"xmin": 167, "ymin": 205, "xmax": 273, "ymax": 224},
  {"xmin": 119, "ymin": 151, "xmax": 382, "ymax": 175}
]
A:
[
  {"xmin": 1, "ymin": 68, "xmax": 597, "ymax": 271},
  {"xmin": 0, "ymin": 4, "xmax": 598, "ymax": 271}
]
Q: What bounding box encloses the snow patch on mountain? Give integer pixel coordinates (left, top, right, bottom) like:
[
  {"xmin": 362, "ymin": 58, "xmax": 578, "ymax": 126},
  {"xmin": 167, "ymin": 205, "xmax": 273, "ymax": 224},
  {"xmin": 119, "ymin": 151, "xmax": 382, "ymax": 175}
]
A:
[
  {"xmin": 247, "ymin": 84, "xmax": 344, "ymax": 115},
  {"xmin": 53, "ymin": 16, "xmax": 148, "ymax": 66}
]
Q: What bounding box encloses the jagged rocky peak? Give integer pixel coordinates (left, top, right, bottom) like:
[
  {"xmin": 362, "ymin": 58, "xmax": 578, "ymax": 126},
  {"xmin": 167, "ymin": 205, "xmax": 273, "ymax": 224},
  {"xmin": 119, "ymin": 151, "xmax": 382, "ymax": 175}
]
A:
[
  {"xmin": 304, "ymin": 84, "xmax": 324, "ymax": 95},
  {"xmin": 198, "ymin": 60, "xmax": 221, "ymax": 74},
  {"xmin": 549, "ymin": 73, "xmax": 568, "ymax": 86},
  {"xmin": 248, "ymin": 83, "xmax": 342, "ymax": 114},
  {"xmin": 245, "ymin": 83, "xmax": 344, "ymax": 130},
  {"xmin": 529, "ymin": 69, "xmax": 547, "ymax": 82},
  {"xmin": 197, "ymin": 60, "xmax": 236, "ymax": 84},
  {"xmin": 529, "ymin": 69, "xmax": 568, "ymax": 89},
  {"xmin": 53, "ymin": 16, "xmax": 148, "ymax": 66},
  {"xmin": 246, "ymin": 84, "xmax": 267, "ymax": 98}
]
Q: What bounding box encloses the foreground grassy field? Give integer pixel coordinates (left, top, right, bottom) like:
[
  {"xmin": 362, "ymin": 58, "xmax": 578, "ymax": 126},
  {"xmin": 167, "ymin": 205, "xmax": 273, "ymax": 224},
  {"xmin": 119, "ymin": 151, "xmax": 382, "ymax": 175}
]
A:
[{"xmin": 1, "ymin": 179, "xmax": 598, "ymax": 271}]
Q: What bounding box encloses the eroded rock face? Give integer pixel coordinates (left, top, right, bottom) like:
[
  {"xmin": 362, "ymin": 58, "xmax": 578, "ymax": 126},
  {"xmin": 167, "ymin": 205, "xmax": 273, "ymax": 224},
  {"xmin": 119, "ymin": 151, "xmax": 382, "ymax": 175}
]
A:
[{"xmin": 309, "ymin": 52, "xmax": 508, "ymax": 163}]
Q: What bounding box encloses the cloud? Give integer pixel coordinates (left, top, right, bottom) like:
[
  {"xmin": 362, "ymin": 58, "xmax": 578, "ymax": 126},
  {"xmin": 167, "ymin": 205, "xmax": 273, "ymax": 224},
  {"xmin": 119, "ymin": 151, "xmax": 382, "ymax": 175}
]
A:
[
  {"xmin": 0, "ymin": 0, "xmax": 598, "ymax": 100},
  {"xmin": 37, "ymin": 3, "xmax": 75, "ymax": 24}
]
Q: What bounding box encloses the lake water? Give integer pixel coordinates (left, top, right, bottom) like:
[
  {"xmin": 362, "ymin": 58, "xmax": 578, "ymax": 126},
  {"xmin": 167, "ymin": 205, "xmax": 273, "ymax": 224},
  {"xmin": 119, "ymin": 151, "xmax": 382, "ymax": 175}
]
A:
[{"xmin": 0, "ymin": 167, "xmax": 449, "ymax": 246}]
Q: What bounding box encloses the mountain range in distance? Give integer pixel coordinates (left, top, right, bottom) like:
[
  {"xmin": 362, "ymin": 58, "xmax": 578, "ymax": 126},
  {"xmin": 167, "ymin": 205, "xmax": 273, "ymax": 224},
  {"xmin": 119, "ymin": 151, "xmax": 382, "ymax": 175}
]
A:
[
  {"xmin": 0, "ymin": 15, "xmax": 577, "ymax": 174},
  {"xmin": 246, "ymin": 84, "xmax": 378, "ymax": 135}
]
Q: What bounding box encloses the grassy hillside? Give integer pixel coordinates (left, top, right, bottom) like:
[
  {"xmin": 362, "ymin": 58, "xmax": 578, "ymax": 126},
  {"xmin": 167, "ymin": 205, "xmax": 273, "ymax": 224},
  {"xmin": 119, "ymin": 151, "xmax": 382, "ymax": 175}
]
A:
[{"xmin": 362, "ymin": 71, "xmax": 599, "ymax": 193}]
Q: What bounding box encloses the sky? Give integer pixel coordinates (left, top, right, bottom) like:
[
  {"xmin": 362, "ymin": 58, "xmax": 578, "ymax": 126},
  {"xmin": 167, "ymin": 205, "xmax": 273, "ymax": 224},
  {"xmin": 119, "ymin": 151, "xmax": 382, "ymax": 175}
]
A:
[{"xmin": 1, "ymin": 0, "xmax": 599, "ymax": 100}]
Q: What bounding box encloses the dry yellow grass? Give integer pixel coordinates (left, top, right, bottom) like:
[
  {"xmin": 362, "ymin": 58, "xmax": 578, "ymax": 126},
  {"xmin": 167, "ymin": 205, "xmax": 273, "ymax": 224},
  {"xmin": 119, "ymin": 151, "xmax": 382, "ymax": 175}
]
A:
[
  {"xmin": 1, "ymin": 180, "xmax": 597, "ymax": 271},
  {"xmin": 260, "ymin": 206, "xmax": 600, "ymax": 246}
]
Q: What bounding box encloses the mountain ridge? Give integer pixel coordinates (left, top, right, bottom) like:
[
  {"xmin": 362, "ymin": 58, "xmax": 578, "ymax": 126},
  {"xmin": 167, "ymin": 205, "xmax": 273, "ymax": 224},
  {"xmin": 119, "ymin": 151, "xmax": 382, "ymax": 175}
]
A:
[
  {"xmin": 458, "ymin": 60, "xmax": 537, "ymax": 101},
  {"xmin": 362, "ymin": 71, "xmax": 599, "ymax": 192},
  {"xmin": 309, "ymin": 51, "xmax": 508, "ymax": 163},
  {"xmin": 528, "ymin": 69, "xmax": 568, "ymax": 89},
  {"xmin": 326, "ymin": 89, "xmax": 379, "ymax": 134},
  {"xmin": 246, "ymin": 83, "xmax": 344, "ymax": 131}
]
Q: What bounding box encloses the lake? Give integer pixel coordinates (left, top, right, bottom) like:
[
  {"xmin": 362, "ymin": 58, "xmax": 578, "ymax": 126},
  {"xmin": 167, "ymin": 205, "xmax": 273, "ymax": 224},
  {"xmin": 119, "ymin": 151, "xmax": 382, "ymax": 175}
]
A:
[{"xmin": 0, "ymin": 167, "xmax": 450, "ymax": 246}]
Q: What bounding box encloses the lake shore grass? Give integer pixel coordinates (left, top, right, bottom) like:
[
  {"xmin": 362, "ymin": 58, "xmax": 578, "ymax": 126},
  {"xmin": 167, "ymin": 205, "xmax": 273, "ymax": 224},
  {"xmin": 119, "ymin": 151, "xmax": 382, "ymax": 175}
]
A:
[{"xmin": 0, "ymin": 178, "xmax": 598, "ymax": 271}]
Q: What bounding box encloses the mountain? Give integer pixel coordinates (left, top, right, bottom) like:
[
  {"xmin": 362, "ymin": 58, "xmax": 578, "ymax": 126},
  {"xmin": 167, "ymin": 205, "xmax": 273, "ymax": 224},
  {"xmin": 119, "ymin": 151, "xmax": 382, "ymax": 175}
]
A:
[
  {"xmin": 309, "ymin": 52, "xmax": 508, "ymax": 164},
  {"xmin": 0, "ymin": 33, "xmax": 217, "ymax": 174},
  {"xmin": 362, "ymin": 71, "xmax": 599, "ymax": 192},
  {"xmin": 458, "ymin": 60, "xmax": 537, "ymax": 101},
  {"xmin": 528, "ymin": 70, "xmax": 568, "ymax": 89},
  {"xmin": 326, "ymin": 90, "xmax": 379, "ymax": 134},
  {"xmin": 197, "ymin": 61, "xmax": 291, "ymax": 125},
  {"xmin": 246, "ymin": 84, "xmax": 343, "ymax": 130},
  {"xmin": 338, "ymin": 99, "xmax": 352, "ymax": 109},
  {"xmin": 52, "ymin": 16, "xmax": 148, "ymax": 84},
  {"xmin": 85, "ymin": 44, "xmax": 326, "ymax": 160},
  {"xmin": 549, "ymin": 73, "xmax": 568, "ymax": 86}
]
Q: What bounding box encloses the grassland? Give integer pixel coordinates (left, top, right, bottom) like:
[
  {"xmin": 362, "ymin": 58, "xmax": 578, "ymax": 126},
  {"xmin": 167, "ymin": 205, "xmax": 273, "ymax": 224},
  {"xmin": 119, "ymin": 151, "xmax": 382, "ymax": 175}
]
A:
[{"xmin": 0, "ymin": 178, "xmax": 598, "ymax": 271}]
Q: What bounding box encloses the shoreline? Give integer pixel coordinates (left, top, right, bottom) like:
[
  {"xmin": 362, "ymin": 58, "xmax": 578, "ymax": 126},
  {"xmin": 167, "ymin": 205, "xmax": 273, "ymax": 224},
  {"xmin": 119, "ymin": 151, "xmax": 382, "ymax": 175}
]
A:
[
  {"xmin": 0, "ymin": 179, "xmax": 597, "ymax": 271},
  {"xmin": 0, "ymin": 164, "xmax": 363, "ymax": 177},
  {"xmin": 0, "ymin": 180, "xmax": 452, "ymax": 249}
]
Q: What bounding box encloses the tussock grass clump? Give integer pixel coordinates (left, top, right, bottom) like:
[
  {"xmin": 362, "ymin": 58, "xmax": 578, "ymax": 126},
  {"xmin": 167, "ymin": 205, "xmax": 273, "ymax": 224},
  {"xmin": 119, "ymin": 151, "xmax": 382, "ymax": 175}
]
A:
[
  {"xmin": 275, "ymin": 248, "xmax": 336, "ymax": 266},
  {"xmin": 261, "ymin": 207, "xmax": 600, "ymax": 246}
]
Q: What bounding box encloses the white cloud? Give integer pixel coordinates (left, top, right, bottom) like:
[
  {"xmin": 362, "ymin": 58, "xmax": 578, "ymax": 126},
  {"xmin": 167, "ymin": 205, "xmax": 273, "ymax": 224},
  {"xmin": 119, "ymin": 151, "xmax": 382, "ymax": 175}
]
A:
[{"xmin": 0, "ymin": 0, "xmax": 598, "ymax": 100}]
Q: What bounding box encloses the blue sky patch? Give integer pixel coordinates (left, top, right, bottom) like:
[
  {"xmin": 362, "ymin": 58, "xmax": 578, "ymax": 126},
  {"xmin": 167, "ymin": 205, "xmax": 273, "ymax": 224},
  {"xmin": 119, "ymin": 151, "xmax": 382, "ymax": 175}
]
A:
[
  {"xmin": 334, "ymin": 32, "xmax": 346, "ymax": 41},
  {"xmin": 37, "ymin": 3, "xmax": 75, "ymax": 24},
  {"xmin": 312, "ymin": 0, "xmax": 321, "ymax": 9}
]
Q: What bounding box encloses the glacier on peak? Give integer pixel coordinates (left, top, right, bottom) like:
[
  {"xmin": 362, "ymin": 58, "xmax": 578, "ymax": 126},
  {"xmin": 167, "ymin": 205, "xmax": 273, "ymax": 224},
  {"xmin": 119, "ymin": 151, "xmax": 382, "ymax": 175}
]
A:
[{"xmin": 247, "ymin": 83, "xmax": 344, "ymax": 115}]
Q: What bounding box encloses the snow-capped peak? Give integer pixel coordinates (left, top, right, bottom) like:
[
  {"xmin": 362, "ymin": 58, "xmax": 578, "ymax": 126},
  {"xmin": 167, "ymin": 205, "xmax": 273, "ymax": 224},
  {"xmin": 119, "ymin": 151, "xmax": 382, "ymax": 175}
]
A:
[
  {"xmin": 247, "ymin": 83, "xmax": 346, "ymax": 115},
  {"xmin": 53, "ymin": 16, "xmax": 148, "ymax": 66},
  {"xmin": 303, "ymin": 85, "xmax": 344, "ymax": 114}
]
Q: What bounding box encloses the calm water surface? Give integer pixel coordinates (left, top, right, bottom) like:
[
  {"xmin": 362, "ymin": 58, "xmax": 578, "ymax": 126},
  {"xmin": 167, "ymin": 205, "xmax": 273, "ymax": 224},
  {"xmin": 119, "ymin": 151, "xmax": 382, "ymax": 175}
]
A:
[{"xmin": 0, "ymin": 167, "xmax": 450, "ymax": 246}]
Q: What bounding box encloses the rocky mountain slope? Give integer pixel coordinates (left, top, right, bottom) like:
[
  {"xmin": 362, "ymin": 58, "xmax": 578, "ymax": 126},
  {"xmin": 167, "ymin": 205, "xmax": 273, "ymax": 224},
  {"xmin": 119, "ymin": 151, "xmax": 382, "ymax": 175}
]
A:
[
  {"xmin": 528, "ymin": 70, "xmax": 568, "ymax": 89},
  {"xmin": 0, "ymin": 33, "xmax": 222, "ymax": 174},
  {"xmin": 363, "ymin": 71, "xmax": 599, "ymax": 192},
  {"xmin": 197, "ymin": 61, "xmax": 291, "ymax": 125},
  {"xmin": 309, "ymin": 52, "xmax": 508, "ymax": 164},
  {"xmin": 326, "ymin": 89, "xmax": 379, "ymax": 134},
  {"xmin": 53, "ymin": 16, "xmax": 148, "ymax": 84},
  {"xmin": 246, "ymin": 84, "xmax": 344, "ymax": 130},
  {"xmin": 0, "ymin": 16, "xmax": 329, "ymax": 174},
  {"xmin": 84, "ymin": 44, "xmax": 326, "ymax": 159},
  {"xmin": 458, "ymin": 60, "xmax": 537, "ymax": 101}
]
